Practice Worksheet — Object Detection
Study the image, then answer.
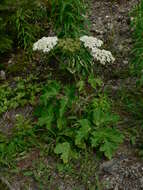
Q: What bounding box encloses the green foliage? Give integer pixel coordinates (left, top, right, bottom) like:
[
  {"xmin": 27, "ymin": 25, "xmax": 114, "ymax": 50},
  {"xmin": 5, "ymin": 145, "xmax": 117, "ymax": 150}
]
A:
[
  {"xmin": 54, "ymin": 142, "xmax": 76, "ymax": 164},
  {"xmin": 0, "ymin": 17, "xmax": 12, "ymax": 53},
  {"xmin": 49, "ymin": 0, "xmax": 89, "ymax": 37},
  {"xmin": 35, "ymin": 80, "xmax": 76, "ymax": 133},
  {"xmin": 0, "ymin": 115, "xmax": 37, "ymax": 167},
  {"xmin": 43, "ymin": 38, "xmax": 93, "ymax": 77},
  {"xmin": 14, "ymin": 8, "xmax": 36, "ymax": 50},
  {"xmin": 75, "ymin": 119, "xmax": 91, "ymax": 149},
  {"xmin": 125, "ymin": 1, "xmax": 143, "ymax": 157},
  {"xmin": 91, "ymin": 96, "xmax": 120, "ymax": 127},
  {"xmin": 0, "ymin": 0, "xmax": 48, "ymax": 53},
  {"xmin": 118, "ymin": 88, "xmax": 143, "ymax": 125},
  {"xmin": 91, "ymin": 128, "xmax": 124, "ymax": 159},
  {"xmin": 115, "ymin": 87, "xmax": 143, "ymax": 157},
  {"xmin": 35, "ymin": 79, "xmax": 123, "ymax": 162},
  {"xmin": 130, "ymin": 0, "xmax": 143, "ymax": 77},
  {"xmin": 0, "ymin": 0, "xmax": 89, "ymax": 53},
  {"xmin": 0, "ymin": 75, "xmax": 41, "ymax": 115}
]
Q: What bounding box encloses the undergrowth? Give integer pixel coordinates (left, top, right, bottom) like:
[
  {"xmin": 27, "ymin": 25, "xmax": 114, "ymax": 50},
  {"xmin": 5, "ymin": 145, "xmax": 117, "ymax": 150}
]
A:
[
  {"xmin": 0, "ymin": 0, "xmax": 48, "ymax": 54},
  {"xmin": 49, "ymin": 0, "xmax": 89, "ymax": 37},
  {"xmin": 130, "ymin": 0, "xmax": 143, "ymax": 81},
  {"xmin": 0, "ymin": 75, "xmax": 41, "ymax": 115},
  {"xmin": 129, "ymin": 0, "xmax": 143, "ymax": 156},
  {"xmin": 35, "ymin": 79, "xmax": 123, "ymax": 163}
]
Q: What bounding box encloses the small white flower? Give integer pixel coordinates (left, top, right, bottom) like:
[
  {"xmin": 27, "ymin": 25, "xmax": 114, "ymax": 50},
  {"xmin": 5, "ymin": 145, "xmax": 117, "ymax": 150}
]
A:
[
  {"xmin": 80, "ymin": 35, "xmax": 103, "ymax": 49},
  {"xmin": 91, "ymin": 48, "xmax": 115, "ymax": 65},
  {"xmin": 80, "ymin": 35, "xmax": 115, "ymax": 65},
  {"xmin": 33, "ymin": 36, "xmax": 58, "ymax": 53}
]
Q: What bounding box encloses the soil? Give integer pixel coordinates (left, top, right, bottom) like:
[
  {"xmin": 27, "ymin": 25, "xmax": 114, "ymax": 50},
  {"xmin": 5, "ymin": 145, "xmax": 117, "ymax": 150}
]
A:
[{"xmin": 90, "ymin": 0, "xmax": 143, "ymax": 190}]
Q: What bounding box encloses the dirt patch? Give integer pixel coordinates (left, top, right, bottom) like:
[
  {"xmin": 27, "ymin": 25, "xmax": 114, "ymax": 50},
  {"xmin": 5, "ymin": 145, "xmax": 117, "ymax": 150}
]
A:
[{"xmin": 90, "ymin": 0, "xmax": 137, "ymax": 79}]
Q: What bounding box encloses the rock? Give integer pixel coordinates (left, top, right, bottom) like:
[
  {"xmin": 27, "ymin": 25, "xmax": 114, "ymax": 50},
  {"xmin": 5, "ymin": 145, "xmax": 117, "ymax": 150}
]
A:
[
  {"xmin": 100, "ymin": 159, "xmax": 116, "ymax": 173},
  {"xmin": 100, "ymin": 156, "xmax": 143, "ymax": 190},
  {"xmin": 140, "ymin": 177, "xmax": 143, "ymax": 188},
  {"xmin": 0, "ymin": 70, "xmax": 6, "ymax": 80},
  {"xmin": 123, "ymin": 60, "xmax": 129, "ymax": 65}
]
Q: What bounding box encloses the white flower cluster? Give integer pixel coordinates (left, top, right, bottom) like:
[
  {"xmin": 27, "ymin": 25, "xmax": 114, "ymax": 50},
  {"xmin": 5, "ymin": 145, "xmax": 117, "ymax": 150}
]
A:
[
  {"xmin": 80, "ymin": 35, "xmax": 115, "ymax": 65},
  {"xmin": 33, "ymin": 37, "xmax": 58, "ymax": 53},
  {"xmin": 33, "ymin": 35, "xmax": 115, "ymax": 65},
  {"xmin": 92, "ymin": 48, "xmax": 115, "ymax": 65},
  {"xmin": 80, "ymin": 35, "xmax": 103, "ymax": 48}
]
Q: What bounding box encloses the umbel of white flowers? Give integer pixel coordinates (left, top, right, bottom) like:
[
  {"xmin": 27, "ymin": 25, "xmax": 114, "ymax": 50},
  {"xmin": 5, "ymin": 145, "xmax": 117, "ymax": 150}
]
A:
[
  {"xmin": 33, "ymin": 37, "xmax": 58, "ymax": 53},
  {"xmin": 80, "ymin": 36, "xmax": 115, "ymax": 65},
  {"xmin": 33, "ymin": 36, "xmax": 115, "ymax": 65}
]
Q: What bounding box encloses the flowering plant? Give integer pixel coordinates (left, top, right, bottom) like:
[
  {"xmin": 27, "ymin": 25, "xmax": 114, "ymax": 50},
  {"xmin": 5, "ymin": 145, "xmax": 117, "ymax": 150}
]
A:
[
  {"xmin": 80, "ymin": 35, "xmax": 115, "ymax": 65},
  {"xmin": 33, "ymin": 37, "xmax": 58, "ymax": 53},
  {"xmin": 33, "ymin": 35, "xmax": 115, "ymax": 65},
  {"xmin": 33, "ymin": 35, "xmax": 115, "ymax": 76}
]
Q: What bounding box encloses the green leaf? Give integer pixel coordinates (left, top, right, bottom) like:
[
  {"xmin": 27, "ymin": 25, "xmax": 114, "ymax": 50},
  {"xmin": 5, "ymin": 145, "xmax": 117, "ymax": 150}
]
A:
[
  {"xmin": 57, "ymin": 117, "xmax": 66, "ymax": 130},
  {"xmin": 91, "ymin": 127, "xmax": 124, "ymax": 159},
  {"xmin": 57, "ymin": 96, "xmax": 68, "ymax": 130},
  {"xmin": 75, "ymin": 119, "xmax": 91, "ymax": 148},
  {"xmin": 88, "ymin": 74, "xmax": 103, "ymax": 89},
  {"xmin": 100, "ymin": 140, "xmax": 118, "ymax": 160},
  {"xmin": 54, "ymin": 142, "xmax": 71, "ymax": 163},
  {"xmin": 76, "ymin": 80, "xmax": 85, "ymax": 91},
  {"xmin": 40, "ymin": 81, "xmax": 61, "ymax": 105},
  {"xmin": 92, "ymin": 110, "xmax": 119, "ymax": 127},
  {"xmin": 59, "ymin": 98, "xmax": 68, "ymax": 118},
  {"xmin": 23, "ymin": 171, "xmax": 33, "ymax": 176},
  {"xmin": 37, "ymin": 105, "xmax": 54, "ymax": 130}
]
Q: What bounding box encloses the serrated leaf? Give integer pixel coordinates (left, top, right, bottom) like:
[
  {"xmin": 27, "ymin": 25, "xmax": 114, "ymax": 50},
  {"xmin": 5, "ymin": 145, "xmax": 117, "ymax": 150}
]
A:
[
  {"xmin": 93, "ymin": 110, "xmax": 119, "ymax": 127},
  {"xmin": 91, "ymin": 127, "xmax": 124, "ymax": 159},
  {"xmin": 100, "ymin": 140, "xmax": 118, "ymax": 159},
  {"xmin": 54, "ymin": 142, "xmax": 71, "ymax": 163},
  {"xmin": 37, "ymin": 105, "xmax": 54, "ymax": 130},
  {"xmin": 75, "ymin": 119, "xmax": 91, "ymax": 148}
]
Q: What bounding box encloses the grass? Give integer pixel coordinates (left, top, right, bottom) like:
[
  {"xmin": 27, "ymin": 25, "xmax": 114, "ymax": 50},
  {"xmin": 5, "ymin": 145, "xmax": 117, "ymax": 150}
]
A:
[
  {"xmin": 49, "ymin": 0, "xmax": 89, "ymax": 38},
  {"xmin": 0, "ymin": 147, "xmax": 100, "ymax": 189},
  {"xmin": 130, "ymin": 0, "xmax": 143, "ymax": 78}
]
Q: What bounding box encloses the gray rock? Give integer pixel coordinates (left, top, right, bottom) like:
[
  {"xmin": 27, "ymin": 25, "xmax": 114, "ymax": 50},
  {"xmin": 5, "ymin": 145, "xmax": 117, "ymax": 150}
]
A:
[
  {"xmin": 140, "ymin": 177, "xmax": 143, "ymax": 188},
  {"xmin": 0, "ymin": 70, "xmax": 6, "ymax": 80}
]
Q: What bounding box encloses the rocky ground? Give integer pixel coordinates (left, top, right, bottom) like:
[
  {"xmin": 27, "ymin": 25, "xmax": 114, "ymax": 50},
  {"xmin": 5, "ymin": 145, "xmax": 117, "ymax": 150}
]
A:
[{"xmin": 90, "ymin": 0, "xmax": 143, "ymax": 190}]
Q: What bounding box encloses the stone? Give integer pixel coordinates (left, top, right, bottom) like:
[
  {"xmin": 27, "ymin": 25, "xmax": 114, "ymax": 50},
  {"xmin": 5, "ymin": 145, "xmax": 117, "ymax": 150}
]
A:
[{"xmin": 0, "ymin": 70, "xmax": 6, "ymax": 80}]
